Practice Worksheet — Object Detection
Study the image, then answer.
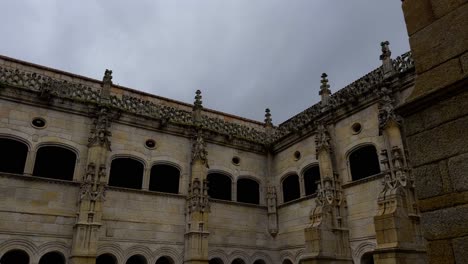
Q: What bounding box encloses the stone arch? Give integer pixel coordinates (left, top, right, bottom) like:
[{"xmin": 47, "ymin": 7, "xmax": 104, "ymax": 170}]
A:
[
  {"xmin": 250, "ymin": 251, "xmax": 274, "ymax": 264},
  {"xmin": 228, "ymin": 250, "xmax": 249, "ymax": 264},
  {"xmin": 37, "ymin": 241, "xmax": 70, "ymax": 261},
  {"xmin": 98, "ymin": 243, "xmax": 125, "ymax": 264},
  {"xmin": 236, "ymin": 176, "xmax": 260, "ymax": 204},
  {"xmin": 352, "ymin": 242, "xmax": 376, "ymax": 263},
  {"xmin": 153, "ymin": 247, "xmax": 182, "ymax": 264},
  {"xmin": 346, "ymin": 143, "xmax": 381, "ymax": 181},
  {"xmin": 0, "ymin": 133, "xmax": 32, "ymax": 150},
  {"xmin": 149, "ymin": 163, "xmax": 181, "ymax": 194},
  {"xmin": 0, "ymin": 239, "xmax": 38, "ymax": 263},
  {"xmin": 150, "ymin": 159, "xmax": 184, "ymax": 174},
  {"xmin": 294, "ymin": 249, "xmax": 305, "ymax": 264},
  {"xmin": 109, "ymin": 155, "xmax": 146, "ymax": 189},
  {"xmin": 38, "ymin": 250, "xmax": 66, "ymax": 264},
  {"xmin": 110, "ymin": 153, "xmax": 148, "ymax": 168},
  {"xmin": 123, "ymin": 245, "xmax": 152, "ymax": 264},
  {"xmin": 0, "ymin": 135, "xmax": 30, "ymax": 174},
  {"xmin": 301, "ymin": 163, "xmax": 321, "ymax": 196},
  {"xmin": 280, "ymin": 172, "xmax": 301, "ymax": 203},
  {"xmin": 207, "ymin": 170, "xmax": 233, "ymax": 201},
  {"xmin": 279, "ymin": 251, "xmax": 295, "ymax": 264},
  {"xmin": 208, "ymin": 249, "xmax": 229, "ymax": 264},
  {"xmin": 33, "ymin": 143, "xmax": 79, "ymax": 181}
]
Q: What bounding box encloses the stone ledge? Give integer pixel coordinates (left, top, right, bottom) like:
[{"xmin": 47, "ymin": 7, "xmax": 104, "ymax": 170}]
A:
[
  {"xmin": 106, "ymin": 186, "xmax": 186, "ymax": 199},
  {"xmin": 341, "ymin": 173, "xmax": 385, "ymax": 189},
  {"xmin": 277, "ymin": 194, "xmax": 316, "ymax": 209},
  {"xmin": 419, "ymin": 191, "xmax": 468, "ymax": 213},
  {"xmin": 0, "ymin": 172, "xmax": 80, "ymax": 186},
  {"xmin": 210, "ymin": 198, "xmax": 267, "ymax": 209}
]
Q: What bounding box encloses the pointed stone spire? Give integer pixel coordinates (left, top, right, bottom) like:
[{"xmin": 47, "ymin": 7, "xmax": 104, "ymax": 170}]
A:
[
  {"xmin": 192, "ymin": 90, "xmax": 203, "ymax": 125},
  {"xmin": 380, "ymin": 41, "xmax": 394, "ymax": 77},
  {"xmin": 100, "ymin": 69, "xmax": 113, "ymax": 101},
  {"xmin": 264, "ymin": 108, "xmax": 272, "ymax": 127},
  {"xmin": 319, "ymin": 73, "xmax": 331, "ymax": 106}
]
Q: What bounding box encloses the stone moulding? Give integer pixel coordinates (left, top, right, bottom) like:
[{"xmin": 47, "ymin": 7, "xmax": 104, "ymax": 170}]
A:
[{"xmin": 0, "ymin": 52, "xmax": 414, "ymax": 146}]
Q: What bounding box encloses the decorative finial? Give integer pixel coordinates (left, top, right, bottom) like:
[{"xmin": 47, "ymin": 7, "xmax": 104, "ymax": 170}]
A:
[
  {"xmin": 103, "ymin": 69, "xmax": 113, "ymax": 85},
  {"xmin": 319, "ymin": 73, "xmax": 331, "ymax": 106},
  {"xmin": 193, "ymin": 90, "xmax": 203, "ymax": 111},
  {"xmin": 264, "ymin": 108, "xmax": 272, "ymax": 127},
  {"xmin": 380, "ymin": 41, "xmax": 391, "ymax": 61}
]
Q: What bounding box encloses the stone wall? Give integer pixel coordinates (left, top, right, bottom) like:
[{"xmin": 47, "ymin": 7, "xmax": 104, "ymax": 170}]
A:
[{"xmin": 400, "ymin": 1, "xmax": 468, "ymax": 263}]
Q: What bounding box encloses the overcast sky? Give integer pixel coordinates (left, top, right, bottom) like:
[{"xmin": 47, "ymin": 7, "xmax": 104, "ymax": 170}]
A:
[{"xmin": 0, "ymin": 1, "xmax": 409, "ymax": 124}]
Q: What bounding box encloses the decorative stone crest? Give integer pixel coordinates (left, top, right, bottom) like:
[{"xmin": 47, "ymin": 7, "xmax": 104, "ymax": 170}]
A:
[
  {"xmin": 191, "ymin": 130, "xmax": 209, "ymax": 168},
  {"xmin": 319, "ymin": 73, "xmax": 331, "ymax": 107},
  {"xmin": 187, "ymin": 178, "xmax": 210, "ymax": 214},
  {"xmin": 88, "ymin": 107, "xmax": 112, "ymax": 150},
  {"xmin": 264, "ymin": 108, "xmax": 272, "ymax": 127},
  {"xmin": 377, "ymin": 86, "xmax": 401, "ymax": 134}
]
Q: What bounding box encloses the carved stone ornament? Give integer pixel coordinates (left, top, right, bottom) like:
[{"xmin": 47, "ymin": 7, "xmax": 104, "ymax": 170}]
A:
[
  {"xmin": 0, "ymin": 51, "xmax": 414, "ymax": 145},
  {"xmin": 191, "ymin": 130, "xmax": 209, "ymax": 167},
  {"xmin": 88, "ymin": 107, "xmax": 112, "ymax": 149},
  {"xmin": 377, "ymin": 86, "xmax": 402, "ymax": 133},
  {"xmin": 103, "ymin": 69, "xmax": 113, "ymax": 84},
  {"xmin": 315, "ymin": 122, "xmax": 331, "ymax": 157},
  {"xmin": 187, "ymin": 178, "xmax": 210, "ymax": 214}
]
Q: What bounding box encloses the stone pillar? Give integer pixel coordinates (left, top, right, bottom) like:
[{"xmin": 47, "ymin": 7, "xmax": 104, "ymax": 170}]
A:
[
  {"xmin": 70, "ymin": 70, "xmax": 114, "ymax": 264},
  {"xmin": 398, "ymin": 1, "xmax": 468, "ymax": 263},
  {"xmin": 302, "ymin": 121, "xmax": 352, "ymax": 264},
  {"xmin": 184, "ymin": 91, "xmax": 210, "ymax": 264},
  {"xmin": 373, "ymin": 84, "xmax": 427, "ymax": 264}
]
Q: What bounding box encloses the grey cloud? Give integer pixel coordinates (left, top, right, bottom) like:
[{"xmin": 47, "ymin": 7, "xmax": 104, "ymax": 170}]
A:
[{"xmin": 0, "ymin": 0, "xmax": 409, "ymax": 123}]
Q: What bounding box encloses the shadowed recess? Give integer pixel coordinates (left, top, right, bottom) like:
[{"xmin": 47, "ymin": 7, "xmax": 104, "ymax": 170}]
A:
[
  {"xmin": 304, "ymin": 165, "xmax": 320, "ymax": 196},
  {"xmin": 109, "ymin": 158, "xmax": 144, "ymax": 189},
  {"xmin": 207, "ymin": 173, "xmax": 232, "ymax": 201},
  {"xmin": 0, "ymin": 249, "xmax": 29, "ymax": 264},
  {"xmin": 33, "ymin": 146, "xmax": 76, "ymax": 180},
  {"xmin": 149, "ymin": 164, "xmax": 180, "ymax": 194},
  {"xmin": 282, "ymin": 174, "xmax": 300, "ymax": 203},
  {"xmin": 39, "ymin": 251, "xmax": 65, "ymax": 264},
  {"xmin": 349, "ymin": 145, "xmax": 380, "ymax": 181},
  {"xmin": 237, "ymin": 178, "xmax": 260, "ymax": 204},
  {"xmin": 97, "ymin": 253, "xmax": 117, "ymax": 264},
  {"xmin": 0, "ymin": 138, "xmax": 28, "ymax": 174}
]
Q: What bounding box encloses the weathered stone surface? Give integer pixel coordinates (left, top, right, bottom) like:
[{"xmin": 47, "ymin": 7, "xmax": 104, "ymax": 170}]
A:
[
  {"xmin": 430, "ymin": 0, "xmax": 466, "ymax": 18},
  {"xmin": 452, "ymin": 235, "xmax": 468, "ymax": 264},
  {"xmin": 407, "ymin": 58, "xmax": 465, "ymax": 102},
  {"xmin": 427, "ymin": 239, "xmax": 455, "ymax": 264},
  {"xmin": 402, "ymin": 0, "xmax": 435, "ymax": 35},
  {"xmin": 421, "ymin": 205, "xmax": 468, "ymax": 240},
  {"xmin": 407, "ymin": 115, "xmax": 468, "ymax": 167},
  {"xmin": 448, "ymin": 152, "xmax": 468, "ymax": 192},
  {"xmin": 413, "ymin": 164, "xmax": 444, "ymax": 199},
  {"xmin": 409, "ymin": 3, "xmax": 468, "ymax": 74},
  {"xmin": 462, "ymin": 51, "xmax": 468, "ymax": 74}
]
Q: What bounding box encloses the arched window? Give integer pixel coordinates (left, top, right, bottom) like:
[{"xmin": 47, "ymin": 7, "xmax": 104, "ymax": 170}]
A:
[
  {"xmin": 282, "ymin": 174, "xmax": 300, "ymax": 203},
  {"xmin": 39, "ymin": 251, "xmax": 65, "ymax": 264},
  {"xmin": 207, "ymin": 173, "xmax": 232, "ymax": 201},
  {"xmin": 109, "ymin": 158, "xmax": 144, "ymax": 189},
  {"xmin": 349, "ymin": 145, "xmax": 381, "ymax": 181},
  {"xmin": 97, "ymin": 253, "xmax": 118, "ymax": 264},
  {"xmin": 0, "ymin": 249, "xmax": 29, "ymax": 264},
  {"xmin": 304, "ymin": 165, "xmax": 320, "ymax": 196},
  {"xmin": 282, "ymin": 260, "xmax": 293, "ymax": 264},
  {"xmin": 155, "ymin": 256, "xmax": 174, "ymax": 264},
  {"xmin": 0, "ymin": 138, "xmax": 28, "ymax": 174},
  {"xmin": 253, "ymin": 260, "xmax": 266, "ymax": 264},
  {"xmin": 231, "ymin": 259, "xmax": 246, "ymax": 264},
  {"xmin": 209, "ymin": 258, "xmax": 224, "ymax": 264},
  {"xmin": 361, "ymin": 252, "xmax": 375, "ymax": 264},
  {"xmin": 149, "ymin": 164, "xmax": 180, "ymax": 194},
  {"xmin": 237, "ymin": 178, "xmax": 260, "ymax": 204},
  {"xmin": 126, "ymin": 254, "xmax": 147, "ymax": 264},
  {"xmin": 33, "ymin": 146, "xmax": 76, "ymax": 181}
]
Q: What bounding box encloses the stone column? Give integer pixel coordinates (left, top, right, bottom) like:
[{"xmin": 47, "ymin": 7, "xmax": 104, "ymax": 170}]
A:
[
  {"xmin": 302, "ymin": 120, "xmax": 352, "ymax": 264},
  {"xmin": 70, "ymin": 70, "xmax": 114, "ymax": 264},
  {"xmin": 184, "ymin": 91, "xmax": 210, "ymax": 264},
  {"xmin": 372, "ymin": 71, "xmax": 427, "ymax": 263},
  {"xmin": 264, "ymin": 109, "xmax": 278, "ymax": 237}
]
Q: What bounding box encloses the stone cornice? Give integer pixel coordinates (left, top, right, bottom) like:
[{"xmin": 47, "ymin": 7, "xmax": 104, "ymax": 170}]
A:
[{"xmin": 0, "ymin": 52, "xmax": 415, "ymax": 148}]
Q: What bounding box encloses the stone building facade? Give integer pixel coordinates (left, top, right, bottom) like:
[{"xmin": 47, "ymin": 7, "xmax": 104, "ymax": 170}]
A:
[{"xmin": 0, "ymin": 42, "xmax": 423, "ymax": 264}]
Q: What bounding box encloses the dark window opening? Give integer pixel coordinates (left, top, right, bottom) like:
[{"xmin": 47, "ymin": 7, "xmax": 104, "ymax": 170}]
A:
[
  {"xmin": 361, "ymin": 252, "xmax": 375, "ymax": 264},
  {"xmin": 39, "ymin": 251, "xmax": 65, "ymax": 264},
  {"xmin": 231, "ymin": 259, "xmax": 246, "ymax": 264},
  {"xmin": 282, "ymin": 174, "xmax": 300, "ymax": 203},
  {"xmin": 97, "ymin": 253, "xmax": 117, "ymax": 264},
  {"xmin": 282, "ymin": 260, "xmax": 293, "ymax": 264},
  {"xmin": 0, "ymin": 249, "xmax": 29, "ymax": 264},
  {"xmin": 237, "ymin": 178, "xmax": 260, "ymax": 204},
  {"xmin": 126, "ymin": 254, "xmax": 147, "ymax": 264},
  {"xmin": 254, "ymin": 260, "xmax": 266, "ymax": 264},
  {"xmin": 349, "ymin": 145, "xmax": 381, "ymax": 181},
  {"xmin": 149, "ymin": 164, "xmax": 180, "ymax": 194},
  {"xmin": 109, "ymin": 158, "xmax": 144, "ymax": 189},
  {"xmin": 33, "ymin": 146, "xmax": 76, "ymax": 181},
  {"xmin": 304, "ymin": 166, "xmax": 320, "ymax": 196},
  {"xmin": 155, "ymin": 256, "xmax": 174, "ymax": 264},
  {"xmin": 207, "ymin": 173, "xmax": 232, "ymax": 201},
  {"xmin": 209, "ymin": 258, "xmax": 224, "ymax": 264},
  {"xmin": 0, "ymin": 138, "xmax": 28, "ymax": 174}
]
